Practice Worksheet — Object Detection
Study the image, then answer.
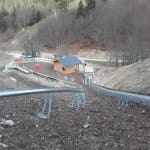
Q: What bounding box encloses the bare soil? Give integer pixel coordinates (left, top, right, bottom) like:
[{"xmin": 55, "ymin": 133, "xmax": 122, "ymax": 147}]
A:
[{"xmin": 0, "ymin": 89, "xmax": 150, "ymax": 150}]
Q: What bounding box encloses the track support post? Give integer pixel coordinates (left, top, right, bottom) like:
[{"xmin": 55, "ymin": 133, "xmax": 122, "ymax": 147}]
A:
[
  {"xmin": 37, "ymin": 93, "xmax": 53, "ymax": 120},
  {"xmin": 69, "ymin": 92, "xmax": 86, "ymax": 108},
  {"xmin": 118, "ymin": 96, "xmax": 129, "ymax": 107}
]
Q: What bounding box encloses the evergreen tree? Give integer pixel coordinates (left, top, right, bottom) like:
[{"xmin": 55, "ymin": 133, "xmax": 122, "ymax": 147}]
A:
[
  {"xmin": 76, "ymin": 0, "xmax": 85, "ymax": 18},
  {"xmin": 1, "ymin": 8, "xmax": 9, "ymax": 17},
  {"xmin": 0, "ymin": 8, "xmax": 8, "ymax": 31},
  {"xmin": 28, "ymin": 8, "xmax": 41, "ymax": 26},
  {"xmin": 0, "ymin": 16, "xmax": 7, "ymax": 31},
  {"xmin": 58, "ymin": 0, "xmax": 68, "ymax": 11},
  {"xmin": 12, "ymin": 7, "xmax": 17, "ymax": 29},
  {"xmin": 31, "ymin": 7, "xmax": 37, "ymax": 24},
  {"xmin": 36, "ymin": 10, "xmax": 42, "ymax": 22},
  {"xmin": 86, "ymin": 0, "xmax": 96, "ymax": 10}
]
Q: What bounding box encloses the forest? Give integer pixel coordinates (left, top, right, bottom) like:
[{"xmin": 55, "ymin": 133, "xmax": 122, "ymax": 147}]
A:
[{"xmin": 0, "ymin": 0, "xmax": 150, "ymax": 64}]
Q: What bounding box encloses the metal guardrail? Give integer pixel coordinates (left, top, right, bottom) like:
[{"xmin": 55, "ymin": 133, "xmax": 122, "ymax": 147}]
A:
[
  {"xmin": 57, "ymin": 78, "xmax": 83, "ymax": 90},
  {"xmin": 0, "ymin": 87, "xmax": 83, "ymax": 97},
  {"xmin": 27, "ymin": 70, "xmax": 82, "ymax": 90},
  {"xmin": 88, "ymin": 83, "xmax": 150, "ymax": 106},
  {"xmin": 32, "ymin": 72, "xmax": 59, "ymax": 82}
]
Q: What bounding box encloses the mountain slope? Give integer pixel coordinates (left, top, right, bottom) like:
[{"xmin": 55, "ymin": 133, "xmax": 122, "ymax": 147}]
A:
[
  {"xmin": 0, "ymin": 0, "xmax": 53, "ymax": 12},
  {"xmin": 95, "ymin": 58, "xmax": 150, "ymax": 94}
]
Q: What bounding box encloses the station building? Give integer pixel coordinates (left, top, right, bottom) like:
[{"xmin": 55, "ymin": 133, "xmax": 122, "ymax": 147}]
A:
[{"xmin": 53, "ymin": 54, "xmax": 84, "ymax": 74}]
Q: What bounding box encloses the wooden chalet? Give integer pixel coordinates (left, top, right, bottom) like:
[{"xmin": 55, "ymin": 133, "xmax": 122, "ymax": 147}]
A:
[{"xmin": 53, "ymin": 54, "xmax": 84, "ymax": 74}]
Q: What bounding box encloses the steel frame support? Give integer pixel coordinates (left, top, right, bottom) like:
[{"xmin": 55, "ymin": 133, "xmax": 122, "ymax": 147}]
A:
[
  {"xmin": 118, "ymin": 98, "xmax": 129, "ymax": 107},
  {"xmin": 69, "ymin": 93, "xmax": 86, "ymax": 108},
  {"xmin": 89, "ymin": 83, "xmax": 150, "ymax": 107},
  {"xmin": 37, "ymin": 93, "xmax": 53, "ymax": 120},
  {"xmin": 0, "ymin": 88, "xmax": 84, "ymax": 121}
]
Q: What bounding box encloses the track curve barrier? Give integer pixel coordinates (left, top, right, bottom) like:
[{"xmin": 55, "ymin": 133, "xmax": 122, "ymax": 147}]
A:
[
  {"xmin": 88, "ymin": 83, "xmax": 150, "ymax": 106},
  {"xmin": 4, "ymin": 57, "xmax": 52, "ymax": 72}
]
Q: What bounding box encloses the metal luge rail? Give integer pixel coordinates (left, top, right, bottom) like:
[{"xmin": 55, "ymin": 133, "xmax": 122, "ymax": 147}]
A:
[
  {"xmin": 0, "ymin": 87, "xmax": 83, "ymax": 97},
  {"xmin": 0, "ymin": 87, "xmax": 85, "ymax": 120},
  {"xmin": 88, "ymin": 83, "xmax": 150, "ymax": 106}
]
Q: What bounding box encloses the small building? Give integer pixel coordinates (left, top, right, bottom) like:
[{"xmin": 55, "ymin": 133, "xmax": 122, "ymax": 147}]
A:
[
  {"xmin": 54, "ymin": 53, "xmax": 64, "ymax": 60},
  {"xmin": 53, "ymin": 54, "xmax": 84, "ymax": 74},
  {"xmin": 84, "ymin": 66, "xmax": 94, "ymax": 84}
]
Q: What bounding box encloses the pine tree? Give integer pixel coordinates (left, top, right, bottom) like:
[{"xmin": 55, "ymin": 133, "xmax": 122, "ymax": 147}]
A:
[
  {"xmin": 58, "ymin": 0, "xmax": 68, "ymax": 11},
  {"xmin": 76, "ymin": 0, "xmax": 85, "ymax": 18},
  {"xmin": 0, "ymin": 8, "xmax": 8, "ymax": 31},
  {"xmin": 36, "ymin": 10, "xmax": 42, "ymax": 22},
  {"xmin": 31, "ymin": 7, "xmax": 37, "ymax": 24},
  {"xmin": 0, "ymin": 8, "xmax": 9, "ymax": 17},
  {"xmin": 29, "ymin": 8, "xmax": 38, "ymax": 26},
  {"xmin": 86, "ymin": 0, "xmax": 96, "ymax": 10},
  {"xmin": 12, "ymin": 7, "xmax": 17, "ymax": 29},
  {"xmin": 0, "ymin": 16, "xmax": 7, "ymax": 31}
]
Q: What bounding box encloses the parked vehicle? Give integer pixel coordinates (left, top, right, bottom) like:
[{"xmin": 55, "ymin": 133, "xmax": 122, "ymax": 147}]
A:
[{"xmin": 21, "ymin": 52, "xmax": 33, "ymax": 58}]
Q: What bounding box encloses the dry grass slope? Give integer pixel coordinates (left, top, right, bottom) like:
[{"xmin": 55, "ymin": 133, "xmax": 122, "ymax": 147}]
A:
[
  {"xmin": 95, "ymin": 58, "xmax": 150, "ymax": 94},
  {"xmin": 0, "ymin": 0, "xmax": 53, "ymax": 12}
]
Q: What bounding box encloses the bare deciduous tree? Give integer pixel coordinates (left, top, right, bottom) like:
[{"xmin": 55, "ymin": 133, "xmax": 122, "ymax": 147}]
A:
[{"xmin": 32, "ymin": 0, "xmax": 150, "ymax": 64}]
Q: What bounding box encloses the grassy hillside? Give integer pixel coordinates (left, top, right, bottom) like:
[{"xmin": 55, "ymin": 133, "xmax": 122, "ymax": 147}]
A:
[{"xmin": 95, "ymin": 58, "xmax": 150, "ymax": 94}]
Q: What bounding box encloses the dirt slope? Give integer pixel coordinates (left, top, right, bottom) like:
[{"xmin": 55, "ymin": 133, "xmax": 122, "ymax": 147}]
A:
[
  {"xmin": 0, "ymin": 86, "xmax": 150, "ymax": 150},
  {"xmin": 95, "ymin": 58, "xmax": 150, "ymax": 94}
]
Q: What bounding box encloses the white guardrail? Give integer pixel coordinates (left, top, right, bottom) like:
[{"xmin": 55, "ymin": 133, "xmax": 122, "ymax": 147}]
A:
[{"xmin": 21, "ymin": 57, "xmax": 53, "ymax": 64}]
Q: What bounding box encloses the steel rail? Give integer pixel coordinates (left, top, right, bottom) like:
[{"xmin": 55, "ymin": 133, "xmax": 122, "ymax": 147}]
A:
[
  {"xmin": 0, "ymin": 87, "xmax": 84, "ymax": 98},
  {"xmin": 89, "ymin": 83, "xmax": 150, "ymax": 106}
]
